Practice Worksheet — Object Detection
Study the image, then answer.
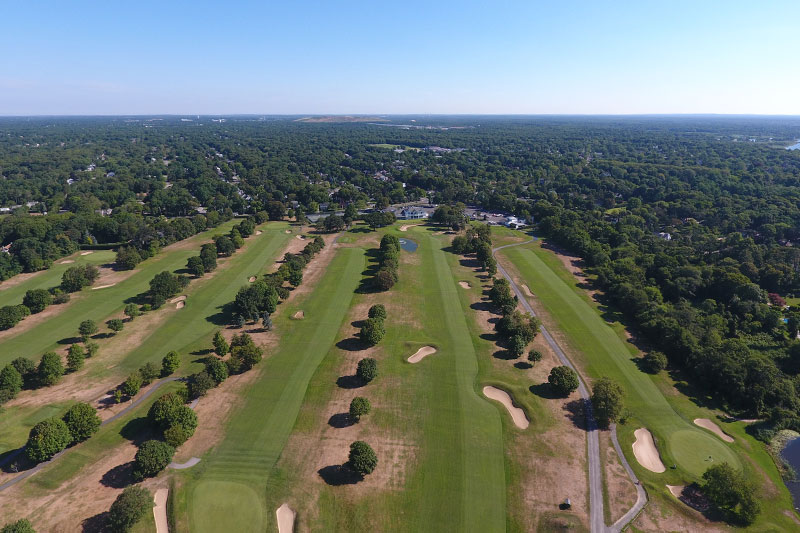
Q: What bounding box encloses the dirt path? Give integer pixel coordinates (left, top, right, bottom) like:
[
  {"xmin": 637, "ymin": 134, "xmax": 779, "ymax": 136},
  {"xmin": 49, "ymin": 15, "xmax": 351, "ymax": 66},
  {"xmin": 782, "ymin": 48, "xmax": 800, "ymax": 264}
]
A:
[
  {"xmin": 631, "ymin": 428, "xmax": 665, "ymax": 473},
  {"xmin": 407, "ymin": 346, "xmax": 436, "ymax": 363},
  {"xmin": 482, "ymin": 386, "xmax": 529, "ymax": 429},
  {"xmin": 154, "ymin": 488, "xmax": 169, "ymax": 533},
  {"xmin": 693, "ymin": 418, "xmax": 734, "ymax": 443},
  {"xmin": 169, "ymin": 457, "xmax": 201, "ymax": 469},
  {"xmin": 276, "ymin": 503, "xmax": 296, "ymax": 533}
]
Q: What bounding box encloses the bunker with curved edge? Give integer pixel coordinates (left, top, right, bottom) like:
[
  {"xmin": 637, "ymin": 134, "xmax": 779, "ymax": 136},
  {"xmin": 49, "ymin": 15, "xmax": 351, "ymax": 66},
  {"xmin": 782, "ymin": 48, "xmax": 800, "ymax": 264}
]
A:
[
  {"xmin": 407, "ymin": 346, "xmax": 436, "ymax": 363},
  {"xmin": 276, "ymin": 503, "xmax": 296, "ymax": 533},
  {"xmin": 632, "ymin": 427, "xmax": 665, "ymax": 473},
  {"xmin": 482, "ymin": 386, "xmax": 529, "ymax": 429},
  {"xmin": 693, "ymin": 418, "xmax": 734, "ymax": 443}
]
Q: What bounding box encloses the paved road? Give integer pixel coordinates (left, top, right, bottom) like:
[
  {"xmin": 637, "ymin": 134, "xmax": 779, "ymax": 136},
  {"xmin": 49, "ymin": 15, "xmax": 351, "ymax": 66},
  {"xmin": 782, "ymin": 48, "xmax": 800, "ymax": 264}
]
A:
[
  {"xmin": 493, "ymin": 239, "xmax": 647, "ymax": 533},
  {"xmin": 0, "ymin": 376, "xmax": 181, "ymax": 492}
]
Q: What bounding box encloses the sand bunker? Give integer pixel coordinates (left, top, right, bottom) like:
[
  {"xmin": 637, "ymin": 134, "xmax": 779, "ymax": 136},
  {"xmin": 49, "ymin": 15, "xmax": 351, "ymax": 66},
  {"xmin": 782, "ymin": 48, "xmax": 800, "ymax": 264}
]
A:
[
  {"xmin": 666, "ymin": 485, "xmax": 685, "ymax": 498},
  {"xmin": 248, "ymin": 276, "xmax": 256, "ymax": 283},
  {"xmin": 632, "ymin": 428, "xmax": 665, "ymax": 473},
  {"xmin": 80, "ymin": 251, "xmax": 93, "ymax": 256},
  {"xmin": 399, "ymin": 225, "xmax": 410, "ymax": 232},
  {"xmin": 92, "ymin": 283, "xmax": 115, "ymax": 290},
  {"xmin": 292, "ymin": 310, "xmax": 304, "ymax": 319},
  {"xmin": 458, "ymin": 281, "xmax": 471, "ymax": 289},
  {"xmin": 694, "ymin": 418, "xmax": 734, "ymax": 443},
  {"xmin": 276, "ymin": 503, "xmax": 296, "ymax": 533},
  {"xmin": 168, "ymin": 457, "xmax": 201, "ymax": 469},
  {"xmin": 256, "ymin": 230, "xmax": 262, "ymax": 235},
  {"xmin": 483, "ymin": 386, "xmax": 529, "ymax": 429},
  {"xmin": 153, "ymin": 488, "xmax": 169, "ymax": 533},
  {"xmin": 296, "ymin": 235, "xmax": 305, "ymax": 240},
  {"xmin": 59, "ymin": 259, "xmax": 75, "ymax": 264},
  {"xmin": 176, "ymin": 301, "xmax": 185, "ymax": 309},
  {"xmin": 285, "ymin": 229, "xmax": 291, "ymax": 234},
  {"xmin": 407, "ymin": 346, "xmax": 436, "ymax": 363},
  {"xmin": 169, "ymin": 295, "xmax": 187, "ymax": 304},
  {"xmin": 522, "ymin": 284, "xmax": 534, "ymax": 297}
]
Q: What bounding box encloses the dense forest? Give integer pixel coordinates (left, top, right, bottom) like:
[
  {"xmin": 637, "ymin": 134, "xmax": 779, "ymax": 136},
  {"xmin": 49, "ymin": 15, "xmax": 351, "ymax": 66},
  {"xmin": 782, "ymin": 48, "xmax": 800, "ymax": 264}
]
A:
[{"xmin": 2, "ymin": 115, "xmax": 800, "ymax": 434}]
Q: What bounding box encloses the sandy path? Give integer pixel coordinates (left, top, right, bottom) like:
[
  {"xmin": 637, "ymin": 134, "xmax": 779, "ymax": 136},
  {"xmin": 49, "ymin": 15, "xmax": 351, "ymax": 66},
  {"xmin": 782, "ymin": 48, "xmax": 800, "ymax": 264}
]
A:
[
  {"xmin": 91, "ymin": 283, "xmax": 116, "ymax": 290},
  {"xmin": 631, "ymin": 428, "xmax": 665, "ymax": 473},
  {"xmin": 249, "ymin": 276, "xmax": 256, "ymax": 282},
  {"xmin": 169, "ymin": 457, "xmax": 201, "ymax": 469},
  {"xmin": 292, "ymin": 310, "xmax": 304, "ymax": 319},
  {"xmin": 458, "ymin": 281, "xmax": 471, "ymax": 289},
  {"xmin": 666, "ymin": 484, "xmax": 684, "ymax": 498},
  {"xmin": 399, "ymin": 225, "xmax": 410, "ymax": 232},
  {"xmin": 276, "ymin": 503, "xmax": 296, "ymax": 533},
  {"xmin": 80, "ymin": 251, "xmax": 94, "ymax": 256},
  {"xmin": 153, "ymin": 488, "xmax": 169, "ymax": 533},
  {"xmin": 482, "ymin": 386, "xmax": 529, "ymax": 429},
  {"xmin": 407, "ymin": 346, "xmax": 436, "ymax": 363},
  {"xmin": 693, "ymin": 418, "xmax": 734, "ymax": 442}
]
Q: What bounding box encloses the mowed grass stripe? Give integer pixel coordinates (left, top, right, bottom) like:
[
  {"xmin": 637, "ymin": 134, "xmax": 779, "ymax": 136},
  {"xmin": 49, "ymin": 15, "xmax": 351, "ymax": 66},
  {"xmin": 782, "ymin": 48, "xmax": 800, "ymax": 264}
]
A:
[
  {"xmin": 116, "ymin": 224, "xmax": 290, "ymax": 372},
  {"xmin": 187, "ymin": 247, "xmax": 364, "ymax": 532},
  {"xmin": 0, "ymin": 220, "xmax": 239, "ymax": 366},
  {"xmin": 425, "ymin": 232, "xmax": 507, "ymax": 531},
  {"xmin": 501, "ymin": 244, "xmax": 740, "ymax": 477}
]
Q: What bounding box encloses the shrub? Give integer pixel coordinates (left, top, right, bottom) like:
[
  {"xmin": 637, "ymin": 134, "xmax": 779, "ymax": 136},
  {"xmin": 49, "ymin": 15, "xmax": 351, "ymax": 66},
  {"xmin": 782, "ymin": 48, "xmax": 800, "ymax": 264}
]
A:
[
  {"xmin": 507, "ymin": 335, "xmax": 527, "ymax": 358},
  {"xmin": 37, "ymin": 352, "xmax": 64, "ymax": 386},
  {"xmin": 161, "ymin": 351, "xmax": 180, "ymax": 376},
  {"xmin": 23, "ymin": 289, "xmax": 52, "ymax": 313},
  {"xmin": 11, "ymin": 357, "xmax": 36, "ymax": 386},
  {"xmin": 0, "ymin": 519, "xmax": 35, "ymax": 533},
  {"xmin": 108, "ymin": 486, "xmax": 152, "ymax": 532},
  {"xmin": 115, "ymin": 246, "xmax": 142, "ymax": 271},
  {"xmin": 212, "ymin": 331, "xmax": 229, "ymax": 356},
  {"xmin": 230, "ymin": 343, "xmax": 262, "ymax": 371},
  {"xmin": 133, "ymin": 440, "xmax": 175, "ymax": 480},
  {"xmin": 0, "ymin": 364, "xmax": 23, "ymax": 401},
  {"xmin": 52, "ymin": 288, "xmax": 70, "ymax": 304},
  {"xmin": 107, "ymin": 318, "xmax": 124, "ymax": 334},
  {"xmin": 189, "ymin": 371, "xmax": 216, "ymax": 399},
  {"xmin": 528, "ymin": 350, "xmax": 543, "ymax": 364},
  {"xmin": 360, "ymin": 317, "xmax": 385, "ymax": 346},
  {"xmin": 349, "ymin": 397, "xmax": 372, "ymax": 422},
  {"xmin": 122, "ymin": 373, "xmax": 143, "ymax": 397},
  {"xmin": 62, "ymin": 402, "xmax": 101, "ymax": 443},
  {"xmin": 138, "ymin": 362, "xmax": 160, "ymax": 384},
  {"xmin": 26, "ymin": 417, "xmax": 71, "ymax": 462},
  {"xmin": 66, "ymin": 344, "xmax": 85, "ymax": 372},
  {"xmin": 148, "ymin": 393, "xmax": 184, "ymax": 428},
  {"xmin": 367, "ymin": 304, "xmax": 387, "ymax": 320},
  {"xmin": 374, "ymin": 268, "xmax": 397, "ymax": 291},
  {"xmin": 701, "ymin": 462, "xmax": 761, "ymax": 525},
  {"xmin": 348, "ymin": 441, "xmax": 378, "ymax": 476},
  {"xmin": 124, "ymin": 303, "xmax": 140, "ymax": 320},
  {"xmin": 204, "ymin": 357, "xmax": 228, "ymax": 384},
  {"xmin": 641, "ymin": 351, "xmax": 667, "ymax": 374},
  {"xmin": 548, "ymin": 366, "xmax": 579, "ymax": 397},
  {"xmin": 357, "ymin": 358, "xmax": 378, "ymax": 383},
  {"xmin": 60, "ymin": 264, "xmax": 99, "ymax": 292},
  {"xmin": 0, "ymin": 305, "xmax": 28, "ymax": 330},
  {"xmin": 187, "ymin": 256, "xmax": 205, "ymax": 277},
  {"xmin": 590, "ymin": 378, "xmax": 625, "ymax": 428},
  {"xmin": 164, "ymin": 425, "xmax": 191, "ymax": 447},
  {"xmin": 85, "ymin": 341, "xmax": 99, "ymax": 357}
]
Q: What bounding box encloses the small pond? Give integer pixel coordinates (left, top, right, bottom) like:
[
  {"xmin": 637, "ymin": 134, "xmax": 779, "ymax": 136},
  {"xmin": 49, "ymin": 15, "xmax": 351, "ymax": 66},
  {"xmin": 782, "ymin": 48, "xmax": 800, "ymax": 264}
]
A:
[
  {"xmin": 398, "ymin": 238, "xmax": 418, "ymax": 253},
  {"xmin": 780, "ymin": 437, "xmax": 800, "ymax": 508},
  {"xmin": 787, "ymin": 140, "xmax": 800, "ymax": 151}
]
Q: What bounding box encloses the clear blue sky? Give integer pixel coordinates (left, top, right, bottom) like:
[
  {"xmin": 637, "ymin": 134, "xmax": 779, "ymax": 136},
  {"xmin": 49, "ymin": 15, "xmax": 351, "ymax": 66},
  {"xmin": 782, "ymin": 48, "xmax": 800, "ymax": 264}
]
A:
[{"xmin": 2, "ymin": 1, "xmax": 798, "ymax": 115}]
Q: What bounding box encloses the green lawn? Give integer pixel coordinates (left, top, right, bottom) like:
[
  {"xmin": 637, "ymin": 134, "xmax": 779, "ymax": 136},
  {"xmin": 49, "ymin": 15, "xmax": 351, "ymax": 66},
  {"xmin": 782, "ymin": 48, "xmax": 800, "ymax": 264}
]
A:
[
  {"xmin": 182, "ymin": 247, "xmax": 365, "ymax": 532},
  {"xmin": 0, "ymin": 250, "xmax": 116, "ymax": 305},
  {"xmin": 0, "ymin": 220, "xmax": 240, "ymax": 367}
]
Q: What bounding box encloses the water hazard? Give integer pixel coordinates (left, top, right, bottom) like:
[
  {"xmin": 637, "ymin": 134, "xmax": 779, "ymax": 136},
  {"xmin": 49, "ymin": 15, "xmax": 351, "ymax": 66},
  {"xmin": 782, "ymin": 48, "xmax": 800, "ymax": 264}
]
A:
[
  {"xmin": 398, "ymin": 238, "xmax": 418, "ymax": 252},
  {"xmin": 781, "ymin": 437, "xmax": 800, "ymax": 509}
]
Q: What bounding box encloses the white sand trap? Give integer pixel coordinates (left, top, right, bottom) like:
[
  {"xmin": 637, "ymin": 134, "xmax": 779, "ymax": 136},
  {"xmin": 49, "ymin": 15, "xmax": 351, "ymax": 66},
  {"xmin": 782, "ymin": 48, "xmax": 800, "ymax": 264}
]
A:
[
  {"xmin": 632, "ymin": 428, "xmax": 665, "ymax": 473},
  {"xmin": 153, "ymin": 488, "xmax": 168, "ymax": 533},
  {"xmin": 176, "ymin": 301, "xmax": 185, "ymax": 309},
  {"xmin": 522, "ymin": 284, "xmax": 534, "ymax": 297},
  {"xmin": 92, "ymin": 284, "xmax": 115, "ymax": 290},
  {"xmin": 80, "ymin": 251, "xmax": 93, "ymax": 256},
  {"xmin": 168, "ymin": 457, "xmax": 201, "ymax": 469},
  {"xmin": 169, "ymin": 295, "xmax": 187, "ymax": 304},
  {"xmin": 483, "ymin": 386, "xmax": 529, "ymax": 429},
  {"xmin": 256, "ymin": 230, "xmax": 262, "ymax": 235},
  {"xmin": 296, "ymin": 235, "xmax": 305, "ymax": 240},
  {"xmin": 458, "ymin": 281, "xmax": 471, "ymax": 289},
  {"xmin": 292, "ymin": 310, "xmax": 304, "ymax": 319},
  {"xmin": 694, "ymin": 418, "xmax": 734, "ymax": 443},
  {"xmin": 249, "ymin": 276, "xmax": 256, "ymax": 282},
  {"xmin": 399, "ymin": 225, "xmax": 410, "ymax": 232},
  {"xmin": 408, "ymin": 346, "xmax": 436, "ymax": 363},
  {"xmin": 666, "ymin": 485, "xmax": 685, "ymax": 498},
  {"xmin": 276, "ymin": 503, "xmax": 296, "ymax": 533},
  {"xmin": 59, "ymin": 259, "xmax": 75, "ymax": 264},
  {"xmin": 285, "ymin": 229, "xmax": 291, "ymax": 234}
]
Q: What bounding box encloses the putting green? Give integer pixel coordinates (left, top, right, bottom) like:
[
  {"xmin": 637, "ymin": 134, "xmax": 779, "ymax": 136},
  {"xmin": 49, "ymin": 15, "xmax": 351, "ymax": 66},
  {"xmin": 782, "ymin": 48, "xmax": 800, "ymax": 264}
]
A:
[
  {"xmin": 191, "ymin": 481, "xmax": 265, "ymax": 531},
  {"xmin": 668, "ymin": 430, "xmax": 740, "ymax": 476}
]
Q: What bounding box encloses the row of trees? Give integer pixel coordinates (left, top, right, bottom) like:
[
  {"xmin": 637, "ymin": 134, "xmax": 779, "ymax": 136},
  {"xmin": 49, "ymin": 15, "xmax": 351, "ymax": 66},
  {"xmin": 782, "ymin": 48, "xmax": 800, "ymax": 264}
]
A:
[
  {"xmin": 25, "ymin": 402, "xmax": 101, "ymax": 462},
  {"xmin": 452, "ymin": 223, "xmax": 496, "ymax": 274},
  {"xmin": 373, "ymin": 234, "xmax": 401, "ymax": 291}
]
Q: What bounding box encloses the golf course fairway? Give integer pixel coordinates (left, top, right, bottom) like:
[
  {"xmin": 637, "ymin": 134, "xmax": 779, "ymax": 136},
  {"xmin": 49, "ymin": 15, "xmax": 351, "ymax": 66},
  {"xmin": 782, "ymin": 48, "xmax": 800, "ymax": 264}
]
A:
[{"xmin": 499, "ymin": 242, "xmax": 740, "ymax": 478}]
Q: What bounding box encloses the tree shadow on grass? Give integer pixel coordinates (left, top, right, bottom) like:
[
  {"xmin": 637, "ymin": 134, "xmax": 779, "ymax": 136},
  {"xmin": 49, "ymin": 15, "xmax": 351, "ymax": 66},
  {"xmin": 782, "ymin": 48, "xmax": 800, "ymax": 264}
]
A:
[
  {"xmin": 0, "ymin": 448, "xmax": 33, "ymax": 473},
  {"xmin": 82, "ymin": 511, "xmax": 110, "ymax": 533},
  {"xmin": 563, "ymin": 399, "xmax": 588, "ymax": 431},
  {"xmin": 57, "ymin": 336, "xmax": 83, "ymax": 345},
  {"xmin": 100, "ymin": 461, "xmax": 135, "ymax": 489},
  {"xmin": 336, "ymin": 337, "xmax": 365, "ymax": 352},
  {"xmin": 328, "ymin": 413, "xmax": 354, "ymax": 428},
  {"xmin": 318, "ymin": 464, "xmax": 362, "ymax": 485},
  {"xmin": 206, "ymin": 302, "xmax": 235, "ymax": 327},
  {"xmin": 530, "ymin": 383, "xmax": 562, "ymax": 400},
  {"xmin": 336, "ymin": 375, "xmax": 365, "ymax": 389},
  {"xmin": 492, "ymin": 350, "xmax": 519, "ymax": 361},
  {"xmin": 514, "ymin": 361, "xmax": 533, "ymax": 370},
  {"xmin": 119, "ymin": 416, "xmax": 155, "ymax": 445},
  {"xmin": 349, "ymin": 226, "xmax": 372, "ymax": 234}
]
